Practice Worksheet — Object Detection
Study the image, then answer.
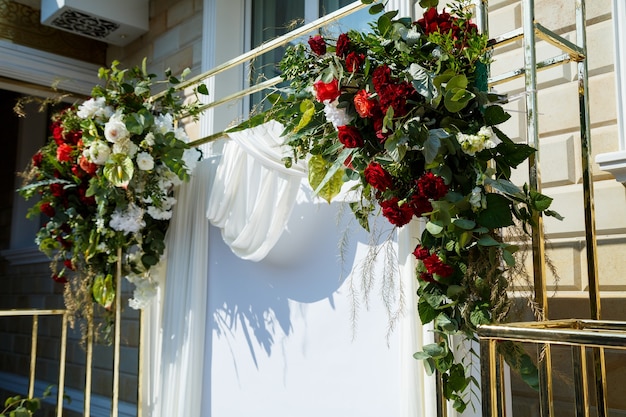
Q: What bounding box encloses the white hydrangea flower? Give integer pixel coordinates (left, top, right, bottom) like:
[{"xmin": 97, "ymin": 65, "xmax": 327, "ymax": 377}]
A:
[
  {"xmin": 86, "ymin": 140, "xmax": 111, "ymax": 165},
  {"xmin": 109, "ymin": 204, "xmax": 146, "ymax": 234},
  {"xmin": 182, "ymin": 147, "xmax": 202, "ymax": 173},
  {"xmin": 136, "ymin": 152, "xmax": 155, "ymax": 171},
  {"xmin": 323, "ymin": 99, "xmax": 354, "ymax": 129},
  {"xmin": 104, "ymin": 111, "xmax": 130, "ymax": 143},
  {"xmin": 112, "ymin": 137, "xmax": 139, "ymax": 157},
  {"xmin": 142, "ymin": 132, "xmax": 156, "ymax": 148},
  {"xmin": 457, "ymin": 126, "xmax": 501, "ymax": 156},
  {"xmin": 469, "ymin": 186, "xmax": 487, "ymax": 211},
  {"xmin": 147, "ymin": 205, "xmax": 173, "ymax": 220},
  {"xmin": 175, "ymin": 127, "xmax": 189, "ymax": 142},
  {"xmin": 154, "ymin": 113, "xmax": 174, "ymax": 134},
  {"xmin": 77, "ymin": 97, "xmax": 114, "ymax": 120},
  {"xmin": 126, "ymin": 273, "xmax": 158, "ymax": 310}
]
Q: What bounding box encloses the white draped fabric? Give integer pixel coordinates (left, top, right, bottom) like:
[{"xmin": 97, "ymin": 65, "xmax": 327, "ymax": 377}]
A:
[
  {"xmin": 142, "ymin": 121, "xmax": 439, "ymax": 417},
  {"xmin": 206, "ymin": 120, "xmax": 306, "ymax": 261}
]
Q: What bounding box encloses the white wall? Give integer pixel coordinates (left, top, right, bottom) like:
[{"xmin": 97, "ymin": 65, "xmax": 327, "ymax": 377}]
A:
[{"xmin": 202, "ymin": 186, "xmax": 404, "ymax": 416}]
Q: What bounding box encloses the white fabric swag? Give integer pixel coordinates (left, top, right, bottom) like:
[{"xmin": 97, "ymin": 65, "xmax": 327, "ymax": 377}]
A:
[{"xmin": 206, "ymin": 120, "xmax": 306, "ymax": 261}]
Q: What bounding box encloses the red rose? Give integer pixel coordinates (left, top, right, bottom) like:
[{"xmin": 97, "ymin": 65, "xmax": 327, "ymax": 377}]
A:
[
  {"xmin": 364, "ymin": 162, "xmax": 394, "ymax": 191},
  {"xmin": 50, "ymin": 183, "xmax": 64, "ymax": 197},
  {"xmin": 63, "ymin": 259, "xmax": 75, "ymax": 271},
  {"xmin": 412, "ymin": 245, "xmax": 430, "ymax": 260},
  {"xmin": 32, "ymin": 152, "xmax": 43, "ymax": 168},
  {"xmin": 51, "ymin": 122, "xmax": 64, "ymax": 145},
  {"xmin": 308, "ymin": 35, "xmax": 327, "ymax": 55},
  {"xmin": 337, "ymin": 125, "xmax": 364, "ymax": 148},
  {"xmin": 79, "ymin": 155, "xmax": 98, "ymax": 175},
  {"xmin": 345, "ymin": 52, "xmax": 364, "ymax": 72},
  {"xmin": 40, "ymin": 202, "xmax": 55, "ymax": 217},
  {"xmin": 418, "ymin": 272, "xmax": 436, "ymax": 283},
  {"xmin": 65, "ymin": 130, "xmax": 82, "ymax": 145},
  {"xmin": 422, "ymin": 254, "xmax": 454, "ymax": 278},
  {"xmin": 416, "ymin": 172, "xmax": 448, "ymax": 200},
  {"xmin": 52, "ymin": 274, "xmax": 68, "ymax": 284},
  {"xmin": 314, "ymin": 79, "xmax": 340, "ymax": 102},
  {"xmin": 409, "ymin": 195, "xmax": 433, "ymax": 217},
  {"xmin": 380, "ymin": 197, "xmax": 414, "ymax": 227},
  {"xmin": 353, "ymin": 90, "xmax": 377, "ymax": 118},
  {"xmin": 335, "ymin": 33, "xmax": 350, "ymax": 57},
  {"xmin": 372, "ymin": 66, "xmax": 392, "ymax": 93},
  {"xmin": 56, "ymin": 143, "xmax": 73, "ymax": 162}
]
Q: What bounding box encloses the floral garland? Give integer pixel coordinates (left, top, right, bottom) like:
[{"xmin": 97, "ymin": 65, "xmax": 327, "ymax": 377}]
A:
[
  {"xmin": 20, "ymin": 60, "xmax": 206, "ymax": 320},
  {"xmin": 242, "ymin": 0, "xmax": 561, "ymax": 410}
]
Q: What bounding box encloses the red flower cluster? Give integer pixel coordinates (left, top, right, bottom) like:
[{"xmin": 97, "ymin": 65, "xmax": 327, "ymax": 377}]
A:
[
  {"xmin": 337, "ymin": 125, "xmax": 364, "ymax": 148},
  {"xmin": 308, "ymin": 35, "xmax": 326, "ymax": 55},
  {"xmin": 416, "ymin": 8, "xmax": 478, "ymax": 48},
  {"xmin": 314, "ymin": 79, "xmax": 341, "ymax": 102},
  {"xmin": 380, "ymin": 197, "xmax": 414, "ymax": 227},
  {"xmin": 364, "ymin": 162, "xmax": 394, "ymax": 192},
  {"xmin": 413, "ymin": 244, "xmax": 454, "ymax": 279},
  {"xmin": 372, "ymin": 65, "xmax": 417, "ymax": 118}
]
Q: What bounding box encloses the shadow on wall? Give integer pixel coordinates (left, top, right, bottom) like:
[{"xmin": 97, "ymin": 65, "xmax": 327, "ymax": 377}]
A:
[{"xmin": 207, "ymin": 186, "xmax": 376, "ymax": 366}]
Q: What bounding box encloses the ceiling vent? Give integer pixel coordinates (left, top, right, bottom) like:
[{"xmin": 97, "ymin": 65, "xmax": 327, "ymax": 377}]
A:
[{"xmin": 40, "ymin": 0, "xmax": 149, "ymax": 47}]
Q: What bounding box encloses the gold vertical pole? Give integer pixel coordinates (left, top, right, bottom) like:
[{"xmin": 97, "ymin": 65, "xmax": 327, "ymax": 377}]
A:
[
  {"xmin": 522, "ymin": 1, "xmax": 553, "ymax": 415},
  {"xmin": 137, "ymin": 310, "xmax": 143, "ymax": 417},
  {"xmin": 57, "ymin": 313, "xmax": 68, "ymax": 417},
  {"xmin": 84, "ymin": 320, "xmax": 93, "ymax": 417},
  {"xmin": 28, "ymin": 316, "xmax": 38, "ymax": 399},
  {"xmin": 112, "ymin": 247, "xmax": 122, "ymax": 417},
  {"xmin": 480, "ymin": 338, "xmax": 498, "ymax": 417},
  {"xmin": 572, "ymin": 346, "xmax": 590, "ymax": 417},
  {"xmin": 575, "ymin": 0, "xmax": 607, "ymax": 415}
]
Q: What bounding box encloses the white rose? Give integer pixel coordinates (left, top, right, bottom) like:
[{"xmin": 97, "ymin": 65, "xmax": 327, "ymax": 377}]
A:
[
  {"xmin": 87, "ymin": 141, "xmax": 111, "ymax": 165},
  {"xmin": 154, "ymin": 113, "xmax": 174, "ymax": 134},
  {"xmin": 77, "ymin": 97, "xmax": 113, "ymax": 120},
  {"xmin": 113, "ymin": 138, "xmax": 138, "ymax": 157},
  {"xmin": 142, "ymin": 132, "xmax": 156, "ymax": 147},
  {"xmin": 104, "ymin": 112, "xmax": 130, "ymax": 143},
  {"xmin": 136, "ymin": 152, "xmax": 155, "ymax": 171}
]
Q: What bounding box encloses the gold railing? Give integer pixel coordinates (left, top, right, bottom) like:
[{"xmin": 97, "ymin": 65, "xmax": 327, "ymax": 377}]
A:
[
  {"xmin": 0, "ymin": 309, "xmax": 72, "ymax": 416},
  {"xmin": 478, "ymin": 320, "xmax": 626, "ymax": 417}
]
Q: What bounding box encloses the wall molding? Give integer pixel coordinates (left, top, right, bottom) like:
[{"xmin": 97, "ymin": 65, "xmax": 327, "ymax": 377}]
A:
[{"xmin": 0, "ymin": 39, "xmax": 100, "ymax": 96}]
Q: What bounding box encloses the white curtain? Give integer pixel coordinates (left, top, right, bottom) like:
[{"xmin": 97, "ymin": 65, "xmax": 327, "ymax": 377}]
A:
[
  {"xmin": 141, "ymin": 158, "xmax": 215, "ymax": 417},
  {"xmin": 206, "ymin": 120, "xmax": 306, "ymax": 261}
]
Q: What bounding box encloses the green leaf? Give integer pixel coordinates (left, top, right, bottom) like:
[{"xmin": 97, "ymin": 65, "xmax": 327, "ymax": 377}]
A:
[
  {"xmin": 92, "ymin": 274, "xmax": 115, "ymax": 310},
  {"xmin": 477, "ymin": 234, "xmax": 500, "ymax": 247},
  {"xmin": 294, "ymin": 99, "xmax": 316, "ymax": 133},
  {"xmin": 418, "ymin": 297, "xmax": 438, "ymax": 324},
  {"xmin": 444, "ymin": 88, "xmax": 474, "ymax": 113},
  {"xmin": 308, "ymin": 154, "xmax": 345, "ymax": 203},
  {"xmin": 409, "ymin": 63, "xmax": 437, "ymax": 100},
  {"xmin": 369, "ymin": 3, "xmax": 385, "ymax": 14},
  {"xmin": 423, "ymin": 129, "xmax": 448, "ymax": 164},
  {"xmin": 426, "ymin": 220, "xmax": 444, "ymax": 236},
  {"xmin": 484, "ymin": 178, "xmax": 523, "ymax": 197},
  {"xmin": 452, "ymin": 218, "xmax": 475, "ymax": 230},
  {"xmin": 419, "ymin": 0, "xmax": 439, "ymax": 8},
  {"xmin": 196, "ymin": 84, "xmax": 209, "ymax": 95},
  {"xmin": 476, "ymin": 193, "xmax": 514, "ymax": 229},
  {"xmin": 361, "ymin": 0, "xmax": 374, "ymax": 4},
  {"xmin": 484, "ymin": 105, "xmax": 511, "ymax": 126},
  {"xmin": 470, "ymin": 306, "xmax": 491, "ymax": 326},
  {"xmin": 422, "ymin": 343, "xmax": 446, "ymax": 358},
  {"xmin": 529, "ymin": 190, "xmax": 553, "ymax": 212}
]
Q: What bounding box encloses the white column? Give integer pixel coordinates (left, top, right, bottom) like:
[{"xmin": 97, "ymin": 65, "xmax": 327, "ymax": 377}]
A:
[
  {"xmin": 595, "ymin": 0, "xmax": 626, "ymax": 183},
  {"xmin": 385, "ymin": 0, "xmax": 416, "ymax": 19}
]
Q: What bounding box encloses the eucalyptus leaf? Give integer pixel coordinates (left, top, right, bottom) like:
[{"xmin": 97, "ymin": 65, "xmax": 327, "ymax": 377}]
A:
[{"xmin": 426, "ymin": 220, "xmax": 445, "ymax": 236}]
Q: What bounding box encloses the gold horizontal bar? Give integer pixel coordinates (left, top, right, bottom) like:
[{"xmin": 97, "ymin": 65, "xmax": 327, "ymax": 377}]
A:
[
  {"xmin": 0, "ymin": 309, "xmax": 67, "ymax": 317},
  {"xmin": 535, "ymin": 23, "xmax": 586, "ymax": 61},
  {"xmin": 183, "ymin": 75, "xmax": 283, "ymax": 119},
  {"xmin": 153, "ymin": 0, "xmax": 369, "ymax": 100},
  {"xmin": 488, "ymin": 53, "xmax": 572, "ymax": 86},
  {"xmin": 487, "ymin": 27, "xmax": 524, "ymax": 48},
  {"xmin": 478, "ymin": 323, "xmax": 626, "ymax": 348}
]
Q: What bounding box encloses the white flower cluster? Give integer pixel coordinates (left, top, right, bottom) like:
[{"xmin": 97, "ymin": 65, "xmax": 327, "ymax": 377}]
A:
[
  {"xmin": 456, "ymin": 126, "xmax": 501, "ymax": 156},
  {"xmin": 109, "ymin": 204, "xmax": 146, "ymax": 234},
  {"xmin": 323, "ymin": 99, "xmax": 354, "ymax": 129},
  {"xmin": 126, "ymin": 272, "xmax": 159, "ymax": 310}
]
